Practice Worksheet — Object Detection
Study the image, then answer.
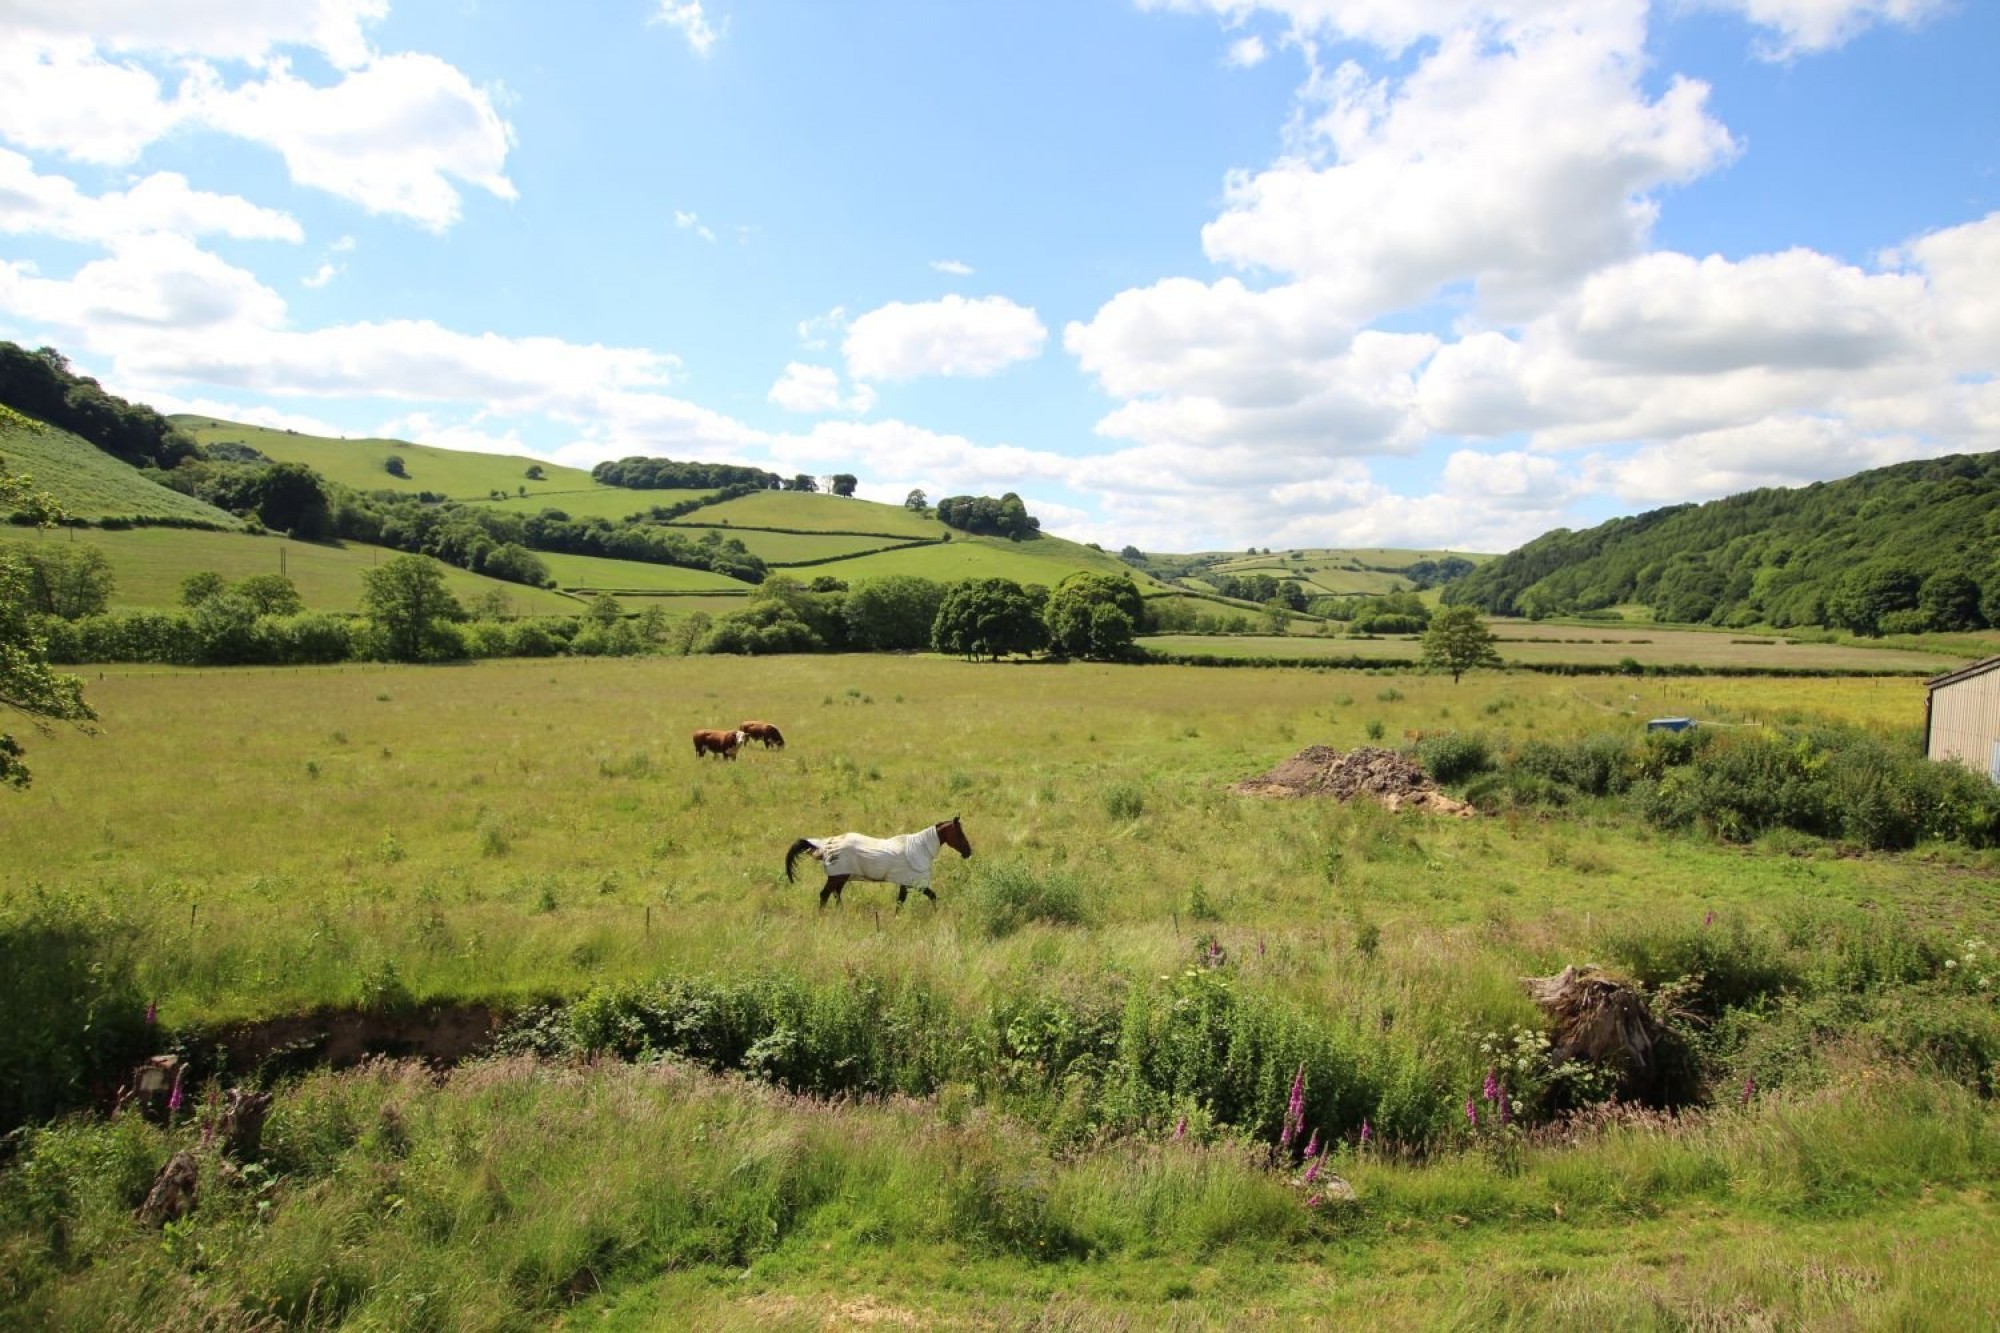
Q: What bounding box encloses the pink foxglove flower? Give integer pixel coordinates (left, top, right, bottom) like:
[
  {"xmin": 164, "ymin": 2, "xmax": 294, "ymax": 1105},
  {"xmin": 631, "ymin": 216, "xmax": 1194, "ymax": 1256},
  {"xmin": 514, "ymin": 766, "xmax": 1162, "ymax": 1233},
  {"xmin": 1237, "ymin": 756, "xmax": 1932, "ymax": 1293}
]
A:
[{"xmin": 1465, "ymin": 1097, "xmax": 1478, "ymax": 1129}]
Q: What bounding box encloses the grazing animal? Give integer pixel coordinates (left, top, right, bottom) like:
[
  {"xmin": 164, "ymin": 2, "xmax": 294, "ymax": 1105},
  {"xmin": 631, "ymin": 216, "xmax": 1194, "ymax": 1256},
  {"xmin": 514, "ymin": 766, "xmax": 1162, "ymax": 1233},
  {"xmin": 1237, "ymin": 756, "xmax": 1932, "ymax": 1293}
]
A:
[
  {"xmin": 693, "ymin": 728, "xmax": 746, "ymax": 760},
  {"xmin": 785, "ymin": 815, "xmax": 972, "ymax": 908},
  {"xmin": 739, "ymin": 720, "xmax": 786, "ymax": 749}
]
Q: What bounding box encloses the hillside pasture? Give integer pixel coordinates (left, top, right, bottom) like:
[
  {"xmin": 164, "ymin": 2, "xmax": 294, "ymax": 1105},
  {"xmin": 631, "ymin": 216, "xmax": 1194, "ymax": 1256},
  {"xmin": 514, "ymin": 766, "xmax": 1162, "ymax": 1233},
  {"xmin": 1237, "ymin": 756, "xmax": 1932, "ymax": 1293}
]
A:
[
  {"xmin": 473, "ymin": 486, "xmax": 715, "ymax": 522},
  {"xmin": 19, "ymin": 526, "xmax": 581, "ymax": 615},
  {"xmin": 806, "ymin": 532, "xmax": 1179, "ymax": 590},
  {"xmin": 693, "ymin": 528, "xmax": 937, "ymax": 566},
  {"xmin": 2, "ymin": 417, "xmax": 240, "ymax": 525},
  {"xmin": 536, "ymin": 550, "xmax": 753, "ymax": 593},
  {"xmin": 174, "ymin": 418, "xmax": 599, "ymax": 498},
  {"xmin": 675, "ymin": 490, "xmax": 946, "ymax": 537}
]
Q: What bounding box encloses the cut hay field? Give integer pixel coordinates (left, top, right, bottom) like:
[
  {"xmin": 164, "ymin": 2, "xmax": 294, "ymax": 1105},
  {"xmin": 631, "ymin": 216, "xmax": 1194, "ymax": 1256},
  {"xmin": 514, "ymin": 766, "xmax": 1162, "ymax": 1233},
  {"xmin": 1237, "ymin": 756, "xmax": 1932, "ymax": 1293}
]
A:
[
  {"xmin": 1142, "ymin": 628, "xmax": 1966, "ymax": 673},
  {"xmin": 3, "ymin": 655, "xmax": 1997, "ymax": 1328},
  {"xmin": 2, "ymin": 417, "xmax": 239, "ymax": 525},
  {"xmin": 10, "ymin": 526, "xmax": 582, "ymax": 615},
  {"xmin": 173, "ymin": 417, "xmax": 599, "ymax": 498}
]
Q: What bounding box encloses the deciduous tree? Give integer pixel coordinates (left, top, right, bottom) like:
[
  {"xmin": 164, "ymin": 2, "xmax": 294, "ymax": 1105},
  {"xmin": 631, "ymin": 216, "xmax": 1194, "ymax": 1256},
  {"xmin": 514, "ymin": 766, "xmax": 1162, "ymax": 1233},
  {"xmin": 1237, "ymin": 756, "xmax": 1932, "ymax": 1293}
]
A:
[
  {"xmin": 1420, "ymin": 605, "xmax": 1501, "ymax": 683},
  {"xmin": 361, "ymin": 555, "xmax": 464, "ymax": 662},
  {"xmin": 1, "ymin": 466, "xmax": 95, "ymax": 787}
]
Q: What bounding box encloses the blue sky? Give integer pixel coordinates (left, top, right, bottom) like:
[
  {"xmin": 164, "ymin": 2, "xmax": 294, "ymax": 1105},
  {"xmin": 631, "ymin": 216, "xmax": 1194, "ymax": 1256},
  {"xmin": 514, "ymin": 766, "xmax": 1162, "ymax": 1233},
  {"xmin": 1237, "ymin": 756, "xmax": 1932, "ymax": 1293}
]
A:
[{"xmin": 1, "ymin": 0, "xmax": 1995, "ymax": 554}]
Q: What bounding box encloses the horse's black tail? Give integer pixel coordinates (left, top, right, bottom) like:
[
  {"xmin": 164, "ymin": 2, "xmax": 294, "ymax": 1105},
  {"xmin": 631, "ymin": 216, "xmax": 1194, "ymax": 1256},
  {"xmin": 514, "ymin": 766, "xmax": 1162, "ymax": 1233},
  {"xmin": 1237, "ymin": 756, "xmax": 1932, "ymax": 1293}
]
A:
[{"xmin": 784, "ymin": 837, "xmax": 816, "ymax": 883}]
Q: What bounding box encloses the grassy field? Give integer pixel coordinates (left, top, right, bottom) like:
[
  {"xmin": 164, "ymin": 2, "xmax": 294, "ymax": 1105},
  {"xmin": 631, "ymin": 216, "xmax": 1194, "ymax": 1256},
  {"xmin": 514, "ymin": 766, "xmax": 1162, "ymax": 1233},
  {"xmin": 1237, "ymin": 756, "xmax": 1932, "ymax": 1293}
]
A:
[
  {"xmin": 1142, "ymin": 629, "xmax": 1967, "ymax": 673},
  {"xmin": 2, "ymin": 417, "xmax": 240, "ymax": 525},
  {"xmin": 727, "ymin": 530, "xmax": 938, "ymax": 565},
  {"xmin": 808, "ymin": 532, "xmax": 1181, "ymax": 591},
  {"xmin": 472, "ymin": 486, "xmax": 715, "ymax": 522},
  {"xmin": 675, "ymin": 490, "xmax": 946, "ymax": 537},
  {"xmin": 2, "ymin": 655, "xmax": 1997, "ymax": 1327},
  {"xmin": 7, "ymin": 526, "xmax": 582, "ymax": 615},
  {"xmin": 173, "ymin": 417, "xmax": 599, "ymax": 498}
]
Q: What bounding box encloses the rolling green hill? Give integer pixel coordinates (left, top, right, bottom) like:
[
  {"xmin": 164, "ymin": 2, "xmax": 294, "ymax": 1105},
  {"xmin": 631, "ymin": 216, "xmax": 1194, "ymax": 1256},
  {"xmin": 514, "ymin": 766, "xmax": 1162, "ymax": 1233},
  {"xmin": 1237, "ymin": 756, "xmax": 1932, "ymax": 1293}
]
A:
[
  {"xmin": 2, "ymin": 411, "xmax": 240, "ymax": 526},
  {"xmin": 172, "ymin": 417, "xmax": 599, "ymax": 498},
  {"xmin": 14, "ymin": 527, "xmax": 580, "ymax": 615},
  {"xmin": 669, "ymin": 489, "xmax": 947, "ymax": 538},
  {"xmin": 1447, "ymin": 450, "xmax": 2000, "ymax": 633}
]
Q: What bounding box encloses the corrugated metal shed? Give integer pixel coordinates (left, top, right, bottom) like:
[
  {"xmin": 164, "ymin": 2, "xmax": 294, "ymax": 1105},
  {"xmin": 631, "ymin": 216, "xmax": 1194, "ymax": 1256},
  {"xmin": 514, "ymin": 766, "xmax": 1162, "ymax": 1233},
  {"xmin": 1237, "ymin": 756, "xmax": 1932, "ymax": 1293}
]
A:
[{"xmin": 1924, "ymin": 654, "xmax": 2000, "ymax": 782}]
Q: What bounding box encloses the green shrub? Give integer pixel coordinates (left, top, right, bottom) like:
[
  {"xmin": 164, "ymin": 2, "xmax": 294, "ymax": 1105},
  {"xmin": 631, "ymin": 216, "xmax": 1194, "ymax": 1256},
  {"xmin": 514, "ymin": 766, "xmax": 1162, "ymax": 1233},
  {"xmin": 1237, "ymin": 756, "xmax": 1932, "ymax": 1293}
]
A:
[
  {"xmin": 1416, "ymin": 732, "xmax": 1494, "ymax": 784},
  {"xmin": 0, "ymin": 893, "xmax": 150, "ymax": 1133},
  {"xmin": 968, "ymin": 862, "xmax": 1092, "ymax": 939}
]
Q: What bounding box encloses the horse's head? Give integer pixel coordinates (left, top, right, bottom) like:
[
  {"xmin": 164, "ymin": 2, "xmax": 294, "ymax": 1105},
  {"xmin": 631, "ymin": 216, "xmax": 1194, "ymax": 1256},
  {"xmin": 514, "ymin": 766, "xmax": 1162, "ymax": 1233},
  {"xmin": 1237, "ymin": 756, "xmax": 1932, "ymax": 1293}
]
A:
[{"xmin": 939, "ymin": 814, "xmax": 972, "ymax": 859}]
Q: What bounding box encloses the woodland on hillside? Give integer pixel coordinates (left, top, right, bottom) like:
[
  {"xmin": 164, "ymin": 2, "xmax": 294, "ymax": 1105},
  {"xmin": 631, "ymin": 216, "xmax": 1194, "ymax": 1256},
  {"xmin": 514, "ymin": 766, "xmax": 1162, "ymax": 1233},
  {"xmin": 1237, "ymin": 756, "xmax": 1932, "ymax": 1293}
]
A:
[{"xmin": 1448, "ymin": 453, "xmax": 2000, "ymax": 632}]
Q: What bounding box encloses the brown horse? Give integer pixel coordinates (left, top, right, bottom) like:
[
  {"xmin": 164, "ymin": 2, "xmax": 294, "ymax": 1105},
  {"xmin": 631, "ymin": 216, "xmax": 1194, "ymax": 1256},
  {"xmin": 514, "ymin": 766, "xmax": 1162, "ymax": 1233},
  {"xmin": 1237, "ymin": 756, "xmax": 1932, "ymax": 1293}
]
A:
[
  {"xmin": 785, "ymin": 815, "xmax": 972, "ymax": 908},
  {"xmin": 739, "ymin": 720, "xmax": 786, "ymax": 749},
  {"xmin": 692, "ymin": 728, "xmax": 746, "ymax": 760}
]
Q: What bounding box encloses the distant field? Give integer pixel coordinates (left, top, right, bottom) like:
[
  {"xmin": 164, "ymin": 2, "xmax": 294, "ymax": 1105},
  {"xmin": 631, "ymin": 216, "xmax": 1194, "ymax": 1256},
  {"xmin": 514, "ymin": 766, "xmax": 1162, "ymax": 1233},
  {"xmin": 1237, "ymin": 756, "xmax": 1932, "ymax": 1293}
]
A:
[
  {"xmin": 537, "ymin": 551, "xmax": 753, "ymax": 592},
  {"xmin": 674, "ymin": 490, "xmax": 945, "ymax": 537},
  {"xmin": 806, "ymin": 532, "xmax": 1179, "ymax": 590},
  {"xmin": 612, "ymin": 592, "xmax": 751, "ymax": 616},
  {"xmin": 745, "ymin": 531, "xmax": 935, "ymax": 564},
  {"xmin": 474, "ymin": 487, "xmax": 713, "ymax": 522},
  {"xmin": 8, "ymin": 526, "xmax": 581, "ymax": 615},
  {"xmin": 174, "ymin": 417, "xmax": 599, "ymax": 498},
  {"xmin": 1141, "ymin": 629, "xmax": 1962, "ymax": 673},
  {"xmin": 2, "ymin": 418, "xmax": 239, "ymax": 525}
]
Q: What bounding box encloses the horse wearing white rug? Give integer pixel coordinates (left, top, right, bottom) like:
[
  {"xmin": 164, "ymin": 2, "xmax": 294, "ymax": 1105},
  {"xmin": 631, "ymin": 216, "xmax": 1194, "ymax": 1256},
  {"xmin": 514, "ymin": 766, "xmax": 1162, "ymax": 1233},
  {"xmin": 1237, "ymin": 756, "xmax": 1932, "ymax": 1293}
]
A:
[{"xmin": 784, "ymin": 816, "xmax": 972, "ymax": 909}]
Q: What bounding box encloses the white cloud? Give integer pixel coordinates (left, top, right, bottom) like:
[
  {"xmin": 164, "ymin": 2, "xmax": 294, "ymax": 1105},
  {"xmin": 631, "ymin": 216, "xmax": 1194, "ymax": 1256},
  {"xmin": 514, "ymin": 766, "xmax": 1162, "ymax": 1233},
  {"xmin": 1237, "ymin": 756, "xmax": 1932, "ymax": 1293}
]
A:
[
  {"xmin": 1202, "ymin": 20, "xmax": 1735, "ymax": 321},
  {"xmin": 767, "ymin": 363, "xmax": 875, "ymax": 415},
  {"xmin": 1225, "ymin": 35, "xmax": 1270, "ymax": 67},
  {"xmin": 0, "ymin": 149, "xmax": 303, "ymax": 244},
  {"xmin": 3, "ymin": 0, "xmax": 387, "ymax": 69},
  {"xmin": 844, "ymin": 294, "xmax": 1047, "ymax": 381},
  {"xmin": 929, "ymin": 258, "xmax": 975, "ymax": 276},
  {"xmin": 653, "ymin": 2, "xmax": 722, "ymax": 58},
  {"xmin": 0, "ymin": 233, "xmax": 288, "ymax": 333},
  {"xmin": 797, "ymin": 306, "xmax": 848, "ymax": 351},
  {"xmin": 674, "ymin": 209, "xmax": 717, "ymax": 242},
  {"xmin": 1608, "ymin": 417, "xmax": 1942, "ymax": 505},
  {"xmin": 1415, "ymin": 239, "xmax": 1953, "ymax": 451},
  {"xmin": 191, "ymin": 54, "xmax": 517, "ymax": 231},
  {"xmin": 1699, "ymin": 0, "xmax": 1947, "ymax": 58},
  {"xmin": 302, "ymin": 263, "xmax": 340, "ymax": 288},
  {"xmin": 0, "ymin": 37, "xmax": 187, "ymax": 165},
  {"xmin": 0, "ymin": 16, "xmax": 515, "ymax": 230}
]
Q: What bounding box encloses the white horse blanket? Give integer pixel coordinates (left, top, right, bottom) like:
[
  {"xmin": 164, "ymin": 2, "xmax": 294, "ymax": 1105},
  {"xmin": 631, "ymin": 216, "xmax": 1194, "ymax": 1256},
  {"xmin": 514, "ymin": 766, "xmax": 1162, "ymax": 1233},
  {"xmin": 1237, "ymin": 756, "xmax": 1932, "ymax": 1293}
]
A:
[{"xmin": 810, "ymin": 825, "xmax": 941, "ymax": 888}]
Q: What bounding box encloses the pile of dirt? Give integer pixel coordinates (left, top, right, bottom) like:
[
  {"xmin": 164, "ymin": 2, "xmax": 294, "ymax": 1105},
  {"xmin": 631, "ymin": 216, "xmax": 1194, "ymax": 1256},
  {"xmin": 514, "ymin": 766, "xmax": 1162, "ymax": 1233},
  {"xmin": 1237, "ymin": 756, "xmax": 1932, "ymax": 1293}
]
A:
[{"xmin": 1230, "ymin": 744, "xmax": 1475, "ymax": 816}]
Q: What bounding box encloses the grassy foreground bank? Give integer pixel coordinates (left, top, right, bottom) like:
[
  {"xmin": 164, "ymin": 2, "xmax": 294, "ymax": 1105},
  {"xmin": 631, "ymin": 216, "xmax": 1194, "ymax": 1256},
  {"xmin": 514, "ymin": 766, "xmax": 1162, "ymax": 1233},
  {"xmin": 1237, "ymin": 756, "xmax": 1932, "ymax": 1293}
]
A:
[{"xmin": 3, "ymin": 655, "xmax": 1997, "ymax": 1327}]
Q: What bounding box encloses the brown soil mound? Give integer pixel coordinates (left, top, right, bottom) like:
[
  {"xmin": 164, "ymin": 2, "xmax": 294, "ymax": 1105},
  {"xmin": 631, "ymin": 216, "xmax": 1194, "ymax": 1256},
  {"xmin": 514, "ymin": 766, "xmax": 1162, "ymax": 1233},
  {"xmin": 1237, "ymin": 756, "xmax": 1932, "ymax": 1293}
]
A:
[{"xmin": 1230, "ymin": 744, "xmax": 1475, "ymax": 816}]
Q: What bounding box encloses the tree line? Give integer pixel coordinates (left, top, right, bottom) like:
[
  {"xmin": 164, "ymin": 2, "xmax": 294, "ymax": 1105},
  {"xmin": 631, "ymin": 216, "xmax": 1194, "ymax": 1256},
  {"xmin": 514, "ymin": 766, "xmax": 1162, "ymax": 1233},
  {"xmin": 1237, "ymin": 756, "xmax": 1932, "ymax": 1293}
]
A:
[
  {"xmin": 1448, "ymin": 451, "xmax": 2000, "ymax": 633},
  {"xmin": 0, "ymin": 342, "xmax": 198, "ymax": 472}
]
